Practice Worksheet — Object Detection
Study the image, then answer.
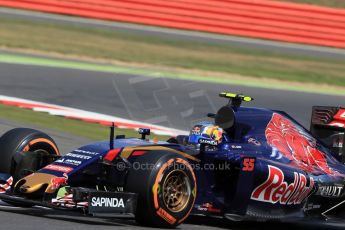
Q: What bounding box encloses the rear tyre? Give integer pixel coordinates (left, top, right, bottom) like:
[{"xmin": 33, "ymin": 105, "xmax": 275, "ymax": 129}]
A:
[
  {"xmin": 126, "ymin": 151, "xmax": 197, "ymax": 228},
  {"xmin": 0, "ymin": 128, "xmax": 60, "ymax": 206}
]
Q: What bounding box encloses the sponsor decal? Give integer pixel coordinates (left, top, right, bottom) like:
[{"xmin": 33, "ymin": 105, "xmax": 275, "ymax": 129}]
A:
[
  {"xmin": 73, "ymin": 149, "xmax": 100, "ymax": 156},
  {"xmin": 248, "ymin": 137, "xmax": 261, "ymax": 146},
  {"xmin": 64, "ymin": 159, "xmax": 82, "ymax": 166},
  {"xmin": 266, "ymin": 113, "xmax": 337, "ymax": 175},
  {"xmin": 251, "ymin": 165, "xmax": 314, "ymax": 205},
  {"xmin": 231, "ymin": 145, "xmax": 242, "ymax": 149},
  {"xmin": 88, "ymin": 192, "xmax": 137, "ymax": 215},
  {"xmin": 198, "ymin": 138, "xmax": 218, "ymax": 146},
  {"xmin": 55, "ymin": 158, "xmax": 82, "ymax": 166},
  {"xmin": 91, "ymin": 197, "xmax": 125, "ymax": 208},
  {"xmin": 304, "ymin": 203, "xmax": 321, "ymax": 211},
  {"xmin": 50, "ymin": 173, "xmax": 68, "ymax": 191},
  {"xmin": 65, "ymin": 153, "xmax": 92, "ymax": 160},
  {"xmin": 44, "ymin": 164, "xmax": 73, "ymax": 173},
  {"xmin": 196, "ymin": 203, "xmax": 222, "ymax": 213},
  {"xmin": 156, "ymin": 207, "xmax": 176, "ymax": 225},
  {"xmin": 317, "ymin": 185, "xmax": 343, "ymax": 198}
]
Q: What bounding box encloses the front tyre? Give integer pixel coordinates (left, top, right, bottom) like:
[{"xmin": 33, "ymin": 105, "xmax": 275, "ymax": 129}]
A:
[
  {"xmin": 0, "ymin": 128, "xmax": 60, "ymax": 206},
  {"xmin": 0, "ymin": 128, "xmax": 60, "ymax": 180},
  {"xmin": 126, "ymin": 151, "xmax": 197, "ymax": 228}
]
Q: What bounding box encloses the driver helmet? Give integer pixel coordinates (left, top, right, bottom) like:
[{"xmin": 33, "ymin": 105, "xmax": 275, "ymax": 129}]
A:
[{"xmin": 188, "ymin": 121, "xmax": 223, "ymax": 147}]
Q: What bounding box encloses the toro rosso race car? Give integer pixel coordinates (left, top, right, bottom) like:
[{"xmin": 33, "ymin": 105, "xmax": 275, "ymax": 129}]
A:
[{"xmin": 0, "ymin": 92, "xmax": 344, "ymax": 228}]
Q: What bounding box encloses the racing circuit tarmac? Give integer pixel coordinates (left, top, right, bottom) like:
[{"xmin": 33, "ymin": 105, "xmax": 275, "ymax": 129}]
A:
[{"xmin": 1, "ymin": 62, "xmax": 345, "ymax": 131}]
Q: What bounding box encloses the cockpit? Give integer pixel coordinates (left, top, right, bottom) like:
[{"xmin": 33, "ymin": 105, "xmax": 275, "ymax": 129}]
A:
[{"xmin": 168, "ymin": 92, "xmax": 254, "ymax": 150}]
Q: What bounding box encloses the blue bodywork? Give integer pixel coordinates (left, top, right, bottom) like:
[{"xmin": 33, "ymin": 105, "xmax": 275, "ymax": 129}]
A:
[{"xmin": 32, "ymin": 106, "xmax": 345, "ymax": 220}]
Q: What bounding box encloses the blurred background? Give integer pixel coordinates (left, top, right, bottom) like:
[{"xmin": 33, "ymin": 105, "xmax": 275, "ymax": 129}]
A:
[
  {"xmin": 0, "ymin": 1, "xmax": 345, "ymax": 229},
  {"xmin": 1, "ymin": 0, "xmax": 345, "ymax": 152}
]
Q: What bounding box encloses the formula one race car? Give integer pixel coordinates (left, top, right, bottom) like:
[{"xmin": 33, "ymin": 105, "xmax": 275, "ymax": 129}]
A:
[{"xmin": 0, "ymin": 92, "xmax": 344, "ymax": 228}]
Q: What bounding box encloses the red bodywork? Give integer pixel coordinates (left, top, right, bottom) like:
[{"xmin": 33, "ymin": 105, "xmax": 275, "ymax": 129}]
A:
[
  {"xmin": 265, "ymin": 113, "xmax": 337, "ymax": 175},
  {"xmin": 329, "ymin": 109, "xmax": 345, "ymax": 128},
  {"xmin": 50, "ymin": 173, "xmax": 68, "ymax": 191}
]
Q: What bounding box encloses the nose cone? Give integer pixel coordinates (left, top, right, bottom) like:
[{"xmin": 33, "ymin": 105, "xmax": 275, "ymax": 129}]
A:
[
  {"xmin": 19, "ymin": 183, "xmax": 45, "ymax": 193},
  {"xmin": 19, "ymin": 185, "xmax": 29, "ymax": 193},
  {"xmin": 15, "ymin": 173, "xmax": 58, "ymax": 194}
]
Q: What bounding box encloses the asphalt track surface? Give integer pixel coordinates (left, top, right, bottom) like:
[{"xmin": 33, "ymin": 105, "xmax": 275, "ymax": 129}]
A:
[{"xmin": 1, "ymin": 62, "xmax": 345, "ymax": 131}]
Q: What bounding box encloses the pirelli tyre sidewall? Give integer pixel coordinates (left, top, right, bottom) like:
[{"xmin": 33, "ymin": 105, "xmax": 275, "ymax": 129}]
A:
[
  {"xmin": 126, "ymin": 151, "xmax": 197, "ymax": 228},
  {"xmin": 0, "ymin": 128, "xmax": 60, "ymax": 180}
]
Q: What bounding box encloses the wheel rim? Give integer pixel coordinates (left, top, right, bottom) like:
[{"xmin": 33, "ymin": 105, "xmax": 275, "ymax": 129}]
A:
[
  {"xmin": 162, "ymin": 170, "xmax": 191, "ymax": 213},
  {"xmin": 16, "ymin": 148, "xmax": 51, "ymax": 179}
]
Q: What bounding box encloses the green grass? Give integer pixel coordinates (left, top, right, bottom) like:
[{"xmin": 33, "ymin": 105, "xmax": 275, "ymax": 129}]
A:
[
  {"xmin": 1, "ymin": 16, "xmax": 345, "ymax": 86},
  {"xmin": 282, "ymin": 0, "xmax": 345, "ymax": 8},
  {"xmin": 0, "ymin": 104, "xmax": 169, "ymax": 141}
]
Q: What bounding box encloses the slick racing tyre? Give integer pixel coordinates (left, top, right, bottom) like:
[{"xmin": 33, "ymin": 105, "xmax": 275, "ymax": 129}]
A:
[
  {"xmin": 126, "ymin": 151, "xmax": 197, "ymax": 228},
  {"xmin": 0, "ymin": 128, "xmax": 60, "ymax": 181}
]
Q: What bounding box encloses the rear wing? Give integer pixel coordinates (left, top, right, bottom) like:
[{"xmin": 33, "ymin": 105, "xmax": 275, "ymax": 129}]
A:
[{"xmin": 310, "ymin": 106, "xmax": 345, "ymax": 163}]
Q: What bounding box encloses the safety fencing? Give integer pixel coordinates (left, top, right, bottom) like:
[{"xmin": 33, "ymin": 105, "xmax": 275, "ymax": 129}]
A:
[{"xmin": 0, "ymin": 0, "xmax": 344, "ymax": 48}]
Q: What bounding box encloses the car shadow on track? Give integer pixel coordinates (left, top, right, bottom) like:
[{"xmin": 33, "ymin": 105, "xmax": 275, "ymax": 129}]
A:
[
  {"xmin": 186, "ymin": 215, "xmax": 345, "ymax": 230},
  {"xmin": 0, "ymin": 205, "xmax": 343, "ymax": 230},
  {"xmin": 0, "ymin": 205, "xmax": 133, "ymax": 227}
]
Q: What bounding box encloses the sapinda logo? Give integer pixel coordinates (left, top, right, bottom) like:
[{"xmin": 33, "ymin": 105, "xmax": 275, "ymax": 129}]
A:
[
  {"xmin": 251, "ymin": 165, "xmax": 314, "ymax": 205},
  {"xmin": 91, "ymin": 197, "xmax": 125, "ymax": 208},
  {"xmin": 198, "ymin": 138, "xmax": 218, "ymax": 146}
]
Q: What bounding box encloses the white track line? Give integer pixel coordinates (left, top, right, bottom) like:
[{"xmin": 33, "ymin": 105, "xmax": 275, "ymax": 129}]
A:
[{"xmin": 0, "ymin": 95, "xmax": 188, "ymax": 136}]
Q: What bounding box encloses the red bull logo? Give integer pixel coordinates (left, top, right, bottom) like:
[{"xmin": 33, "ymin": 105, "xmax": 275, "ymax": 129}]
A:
[
  {"xmin": 50, "ymin": 173, "xmax": 68, "ymax": 191},
  {"xmin": 266, "ymin": 113, "xmax": 337, "ymax": 175},
  {"xmin": 251, "ymin": 165, "xmax": 314, "ymax": 205}
]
